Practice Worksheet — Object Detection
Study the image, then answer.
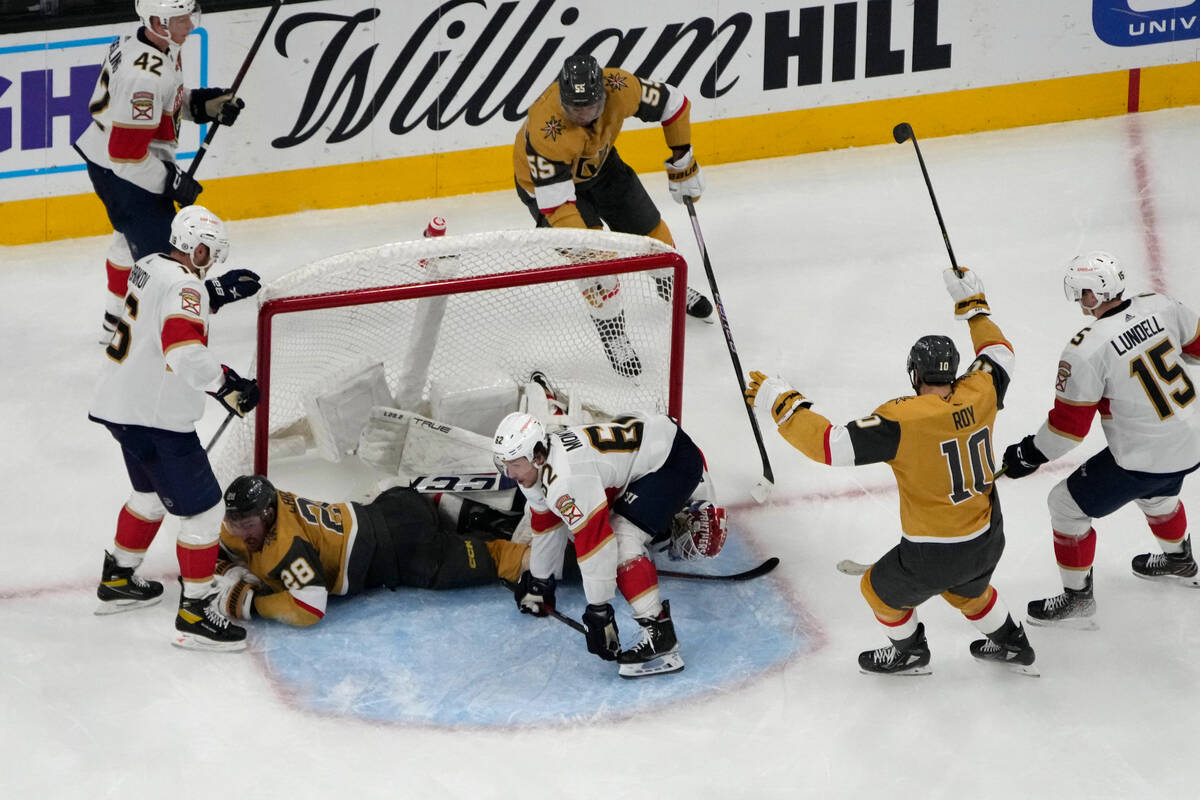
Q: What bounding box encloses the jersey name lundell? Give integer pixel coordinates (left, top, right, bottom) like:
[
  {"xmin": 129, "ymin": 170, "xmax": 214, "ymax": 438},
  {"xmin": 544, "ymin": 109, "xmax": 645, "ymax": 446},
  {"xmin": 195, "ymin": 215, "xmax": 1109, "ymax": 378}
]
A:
[{"xmin": 1111, "ymin": 315, "xmax": 1165, "ymax": 356}]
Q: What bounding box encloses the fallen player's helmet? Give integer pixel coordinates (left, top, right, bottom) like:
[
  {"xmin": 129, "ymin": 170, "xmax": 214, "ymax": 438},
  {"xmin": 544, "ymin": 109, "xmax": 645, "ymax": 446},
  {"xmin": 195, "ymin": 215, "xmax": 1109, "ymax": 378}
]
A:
[
  {"xmin": 906, "ymin": 334, "xmax": 959, "ymax": 389},
  {"xmin": 224, "ymin": 474, "xmax": 277, "ymax": 522},
  {"xmin": 493, "ymin": 412, "xmax": 547, "ymax": 467},
  {"xmin": 170, "ymin": 205, "xmax": 229, "ymax": 274},
  {"xmin": 1064, "ymin": 250, "xmax": 1124, "ymax": 306}
]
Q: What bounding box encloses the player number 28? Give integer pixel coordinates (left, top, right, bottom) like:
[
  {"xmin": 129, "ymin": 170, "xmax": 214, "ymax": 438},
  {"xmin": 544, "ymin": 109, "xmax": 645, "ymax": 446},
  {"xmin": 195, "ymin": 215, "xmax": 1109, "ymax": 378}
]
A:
[{"xmin": 280, "ymin": 557, "xmax": 316, "ymax": 590}]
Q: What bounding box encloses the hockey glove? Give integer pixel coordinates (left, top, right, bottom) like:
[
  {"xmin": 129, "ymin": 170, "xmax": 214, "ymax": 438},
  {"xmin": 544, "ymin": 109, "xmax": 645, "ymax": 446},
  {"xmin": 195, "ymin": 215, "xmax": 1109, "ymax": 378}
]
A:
[
  {"xmin": 208, "ymin": 365, "xmax": 260, "ymax": 417},
  {"xmin": 1002, "ymin": 434, "xmax": 1049, "ymax": 479},
  {"xmin": 943, "ymin": 267, "xmax": 990, "ymax": 320},
  {"xmin": 205, "ymin": 268, "xmax": 262, "ymax": 313},
  {"xmin": 746, "ymin": 370, "xmax": 811, "ymax": 426},
  {"xmin": 165, "ymin": 162, "xmax": 202, "ymax": 207},
  {"xmin": 513, "ymin": 570, "xmax": 556, "ymax": 616},
  {"xmin": 583, "ymin": 602, "xmax": 621, "ymax": 661},
  {"xmin": 189, "ymin": 87, "xmax": 245, "ymax": 126},
  {"xmin": 665, "ymin": 146, "xmax": 705, "ymax": 204}
]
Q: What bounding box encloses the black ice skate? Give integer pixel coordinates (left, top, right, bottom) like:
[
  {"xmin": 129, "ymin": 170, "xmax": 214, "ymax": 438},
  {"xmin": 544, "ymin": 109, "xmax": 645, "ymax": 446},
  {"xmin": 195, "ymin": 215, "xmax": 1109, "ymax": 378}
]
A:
[
  {"xmin": 592, "ymin": 312, "xmax": 642, "ymax": 378},
  {"xmin": 653, "ymin": 276, "xmax": 714, "ymax": 322},
  {"xmin": 858, "ymin": 622, "xmax": 931, "ymax": 676},
  {"xmin": 1026, "ymin": 570, "xmax": 1097, "ymax": 630},
  {"xmin": 969, "ymin": 619, "xmax": 1038, "ymax": 677},
  {"xmin": 1131, "ymin": 537, "xmax": 1200, "ymax": 588},
  {"xmin": 95, "ymin": 551, "xmax": 164, "ymax": 615},
  {"xmin": 173, "ymin": 585, "xmax": 247, "ymax": 652},
  {"xmin": 617, "ymin": 600, "xmax": 684, "ymax": 678}
]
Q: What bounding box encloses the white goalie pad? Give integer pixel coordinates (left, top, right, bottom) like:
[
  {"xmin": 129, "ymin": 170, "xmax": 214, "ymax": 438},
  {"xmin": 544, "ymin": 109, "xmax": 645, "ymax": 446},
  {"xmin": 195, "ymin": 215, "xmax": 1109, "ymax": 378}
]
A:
[
  {"xmin": 519, "ymin": 377, "xmax": 612, "ymax": 431},
  {"xmin": 303, "ymin": 362, "xmax": 394, "ymax": 463},
  {"xmin": 429, "ymin": 372, "xmax": 520, "ymax": 439}
]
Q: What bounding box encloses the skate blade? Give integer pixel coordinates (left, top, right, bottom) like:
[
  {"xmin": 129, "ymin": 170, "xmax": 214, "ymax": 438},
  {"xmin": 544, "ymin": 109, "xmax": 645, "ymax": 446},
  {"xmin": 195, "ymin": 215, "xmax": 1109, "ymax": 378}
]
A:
[
  {"xmin": 171, "ymin": 633, "xmax": 247, "ymax": 652},
  {"xmin": 973, "ymin": 658, "xmax": 1040, "ymax": 677},
  {"xmin": 1026, "ymin": 615, "xmax": 1099, "ymax": 632},
  {"xmin": 1131, "ymin": 571, "xmax": 1200, "ymax": 589},
  {"xmin": 94, "ymin": 596, "xmax": 162, "ymax": 616},
  {"xmin": 618, "ymin": 652, "xmax": 684, "ymax": 678},
  {"xmin": 859, "ymin": 665, "xmax": 932, "ymax": 677}
]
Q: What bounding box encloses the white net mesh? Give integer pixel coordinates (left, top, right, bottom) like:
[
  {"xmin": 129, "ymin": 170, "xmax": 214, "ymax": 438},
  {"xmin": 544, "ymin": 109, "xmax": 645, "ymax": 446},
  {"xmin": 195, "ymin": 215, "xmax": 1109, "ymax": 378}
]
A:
[{"xmin": 209, "ymin": 228, "xmax": 685, "ymax": 487}]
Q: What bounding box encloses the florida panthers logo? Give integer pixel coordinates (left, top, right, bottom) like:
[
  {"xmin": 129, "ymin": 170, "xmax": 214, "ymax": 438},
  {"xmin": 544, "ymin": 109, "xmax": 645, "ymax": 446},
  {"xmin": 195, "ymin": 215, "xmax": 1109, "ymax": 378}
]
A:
[
  {"xmin": 541, "ymin": 116, "xmax": 564, "ymax": 141},
  {"xmin": 179, "ymin": 287, "xmax": 202, "ymax": 316},
  {"xmin": 1055, "ymin": 360, "xmax": 1072, "ymax": 392},
  {"xmin": 130, "ymin": 91, "xmax": 154, "ymax": 121},
  {"xmin": 555, "ymin": 494, "xmax": 584, "ymax": 526}
]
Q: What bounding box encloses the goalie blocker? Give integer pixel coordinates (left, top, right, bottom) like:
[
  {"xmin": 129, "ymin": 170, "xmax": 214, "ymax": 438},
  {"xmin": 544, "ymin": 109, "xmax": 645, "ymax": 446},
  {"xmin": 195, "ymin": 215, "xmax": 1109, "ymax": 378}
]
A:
[{"xmin": 217, "ymin": 476, "xmax": 529, "ymax": 626}]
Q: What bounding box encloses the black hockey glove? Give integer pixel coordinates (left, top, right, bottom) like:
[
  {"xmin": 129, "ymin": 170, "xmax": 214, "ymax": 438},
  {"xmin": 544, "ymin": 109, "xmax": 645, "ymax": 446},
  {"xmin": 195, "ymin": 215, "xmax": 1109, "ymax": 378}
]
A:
[
  {"xmin": 513, "ymin": 571, "xmax": 555, "ymax": 617},
  {"xmin": 1002, "ymin": 434, "xmax": 1048, "ymax": 479},
  {"xmin": 165, "ymin": 162, "xmax": 202, "ymax": 207},
  {"xmin": 583, "ymin": 602, "xmax": 620, "ymax": 661},
  {"xmin": 205, "ymin": 268, "xmax": 262, "ymax": 313},
  {"xmin": 208, "ymin": 365, "xmax": 260, "ymax": 417},
  {"xmin": 189, "ymin": 87, "xmax": 244, "ymax": 126}
]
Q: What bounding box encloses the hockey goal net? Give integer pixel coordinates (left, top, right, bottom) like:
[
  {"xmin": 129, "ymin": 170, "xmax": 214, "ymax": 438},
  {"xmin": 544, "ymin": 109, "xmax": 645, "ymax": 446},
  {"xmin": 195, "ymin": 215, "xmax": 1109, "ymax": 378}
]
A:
[{"xmin": 209, "ymin": 228, "xmax": 687, "ymax": 487}]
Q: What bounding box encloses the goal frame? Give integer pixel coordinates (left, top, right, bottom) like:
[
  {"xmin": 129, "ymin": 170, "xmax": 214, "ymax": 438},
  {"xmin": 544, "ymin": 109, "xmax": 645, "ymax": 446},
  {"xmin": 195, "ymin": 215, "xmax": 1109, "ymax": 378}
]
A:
[{"xmin": 251, "ymin": 253, "xmax": 689, "ymax": 475}]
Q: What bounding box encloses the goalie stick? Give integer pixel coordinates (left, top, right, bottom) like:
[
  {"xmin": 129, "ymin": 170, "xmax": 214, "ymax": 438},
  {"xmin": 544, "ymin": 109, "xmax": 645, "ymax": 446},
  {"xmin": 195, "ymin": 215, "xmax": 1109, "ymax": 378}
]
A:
[
  {"xmin": 409, "ymin": 472, "xmax": 516, "ymax": 493},
  {"xmin": 657, "ymin": 556, "xmax": 779, "ymax": 582}
]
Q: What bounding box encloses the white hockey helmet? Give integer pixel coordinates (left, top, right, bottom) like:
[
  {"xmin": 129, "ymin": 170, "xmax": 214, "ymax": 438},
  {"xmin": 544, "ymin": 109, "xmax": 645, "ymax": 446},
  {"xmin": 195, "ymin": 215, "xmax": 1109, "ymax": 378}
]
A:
[
  {"xmin": 492, "ymin": 412, "xmax": 547, "ymax": 468},
  {"xmin": 136, "ymin": 0, "xmax": 199, "ymax": 30},
  {"xmin": 1063, "ymin": 251, "xmax": 1125, "ymax": 307},
  {"xmin": 170, "ymin": 204, "xmax": 229, "ymax": 274}
]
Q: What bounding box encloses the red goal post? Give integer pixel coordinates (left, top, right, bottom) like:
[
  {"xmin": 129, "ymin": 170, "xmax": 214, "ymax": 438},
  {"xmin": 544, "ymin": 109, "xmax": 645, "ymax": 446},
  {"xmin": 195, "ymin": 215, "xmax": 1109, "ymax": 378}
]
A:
[{"xmin": 209, "ymin": 228, "xmax": 688, "ymax": 485}]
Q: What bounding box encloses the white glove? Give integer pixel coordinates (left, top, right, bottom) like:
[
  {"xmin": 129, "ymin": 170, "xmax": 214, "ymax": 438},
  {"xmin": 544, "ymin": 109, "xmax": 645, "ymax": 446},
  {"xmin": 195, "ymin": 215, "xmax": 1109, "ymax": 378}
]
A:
[
  {"xmin": 357, "ymin": 407, "xmax": 409, "ymax": 472},
  {"xmin": 665, "ymin": 147, "xmax": 705, "ymax": 204},
  {"xmin": 942, "ymin": 267, "xmax": 990, "ymax": 319},
  {"xmin": 212, "ymin": 569, "xmax": 257, "ymax": 620},
  {"xmin": 745, "ymin": 370, "xmax": 811, "ymax": 426}
]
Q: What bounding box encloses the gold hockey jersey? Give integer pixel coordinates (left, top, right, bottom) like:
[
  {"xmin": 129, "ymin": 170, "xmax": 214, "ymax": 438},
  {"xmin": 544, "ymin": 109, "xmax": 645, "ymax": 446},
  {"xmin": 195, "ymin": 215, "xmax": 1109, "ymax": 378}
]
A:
[
  {"xmin": 512, "ymin": 68, "xmax": 691, "ymax": 227},
  {"xmin": 776, "ymin": 317, "xmax": 1013, "ymax": 541},
  {"xmin": 219, "ymin": 491, "xmax": 361, "ymax": 626}
]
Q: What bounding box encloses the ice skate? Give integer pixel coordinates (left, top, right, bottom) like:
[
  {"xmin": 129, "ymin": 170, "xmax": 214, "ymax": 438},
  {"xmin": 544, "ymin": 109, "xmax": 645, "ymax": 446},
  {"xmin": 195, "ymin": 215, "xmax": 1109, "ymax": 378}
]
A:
[
  {"xmin": 592, "ymin": 312, "xmax": 642, "ymax": 378},
  {"xmin": 1026, "ymin": 571, "xmax": 1097, "ymax": 630},
  {"xmin": 618, "ymin": 600, "xmax": 684, "ymax": 678},
  {"xmin": 858, "ymin": 622, "xmax": 931, "ymax": 676},
  {"xmin": 1131, "ymin": 537, "xmax": 1200, "ymax": 588},
  {"xmin": 969, "ymin": 621, "xmax": 1039, "ymax": 677},
  {"xmin": 654, "ymin": 276, "xmax": 713, "ymax": 322},
  {"xmin": 95, "ymin": 551, "xmax": 164, "ymax": 615},
  {"xmin": 173, "ymin": 584, "xmax": 247, "ymax": 652}
]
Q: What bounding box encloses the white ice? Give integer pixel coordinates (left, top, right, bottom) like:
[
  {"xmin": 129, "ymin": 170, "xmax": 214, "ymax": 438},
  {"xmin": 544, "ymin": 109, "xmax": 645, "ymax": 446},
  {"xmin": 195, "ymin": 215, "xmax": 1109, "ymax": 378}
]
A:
[{"xmin": 2, "ymin": 107, "xmax": 1199, "ymax": 798}]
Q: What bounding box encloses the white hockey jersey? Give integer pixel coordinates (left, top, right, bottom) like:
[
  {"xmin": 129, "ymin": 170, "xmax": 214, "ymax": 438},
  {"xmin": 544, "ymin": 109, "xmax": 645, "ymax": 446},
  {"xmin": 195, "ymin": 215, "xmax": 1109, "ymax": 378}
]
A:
[
  {"xmin": 1033, "ymin": 292, "xmax": 1200, "ymax": 473},
  {"xmin": 73, "ymin": 29, "xmax": 190, "ymax": 194},
  {"xmin": 89, "ymin": 254, "xmax": 223, "ymax": 433},
  {"xmin": 518, "ymin": 415, "xmax": 680, "ymax": 602}
]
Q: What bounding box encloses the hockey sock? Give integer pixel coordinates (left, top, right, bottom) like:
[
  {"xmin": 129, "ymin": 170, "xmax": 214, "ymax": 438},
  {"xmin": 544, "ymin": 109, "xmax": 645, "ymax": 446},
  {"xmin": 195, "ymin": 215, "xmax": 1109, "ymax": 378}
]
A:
[
  {"xmin": 617, "ymin": 556, "xmax": 661, "ymax": 618},
  {"xmin": 1054, "ymin": 528, "xmax": 1097, "ymax": 591},
  {"xmin": 112, "ymin": 506, "xmax": 164, "ymax": 568},
  {"xmin": 1146, "ymin": 503, "xmax": 1188, "ymax": 552},
  {"xmin": 876, "ymin": 607, "xmax": 918, "ymax": 643},
  {"xmin": 177, "ymin": 542, "xmax": 219, "ymax": 599},
  {"xmin": 105, "ymin": 259, "xmax": 131, "ymax": 312}
]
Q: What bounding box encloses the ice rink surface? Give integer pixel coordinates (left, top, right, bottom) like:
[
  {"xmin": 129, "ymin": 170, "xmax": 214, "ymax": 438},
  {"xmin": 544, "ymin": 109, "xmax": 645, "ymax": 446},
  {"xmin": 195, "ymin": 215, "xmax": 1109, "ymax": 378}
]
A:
[{"xmin": 2, "ymin": 107, "xmax": 1199, "ymax": 798}]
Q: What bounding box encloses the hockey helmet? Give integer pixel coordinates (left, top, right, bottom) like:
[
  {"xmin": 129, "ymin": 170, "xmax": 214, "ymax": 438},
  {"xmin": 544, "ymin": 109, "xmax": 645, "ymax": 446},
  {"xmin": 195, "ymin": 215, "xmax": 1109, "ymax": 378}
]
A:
[
  {"xmin": 907, "ymin": 334, "xmax": 959, "ymax": 390},
  {"xmin": 558, "ymin": 54, "xmax": 605, "ymax": 125},
  {"xmin": 136, "ymin": 0, "xmax": 199, "ymax": 29},
  {"xmin": 1063, "ymin": 251, "xmax": 1124, "ymax": 308},
  {"xmin": 169, "ymin": 204, "xmax": 229, "ymax": 274},
  {"xmin": 492, "ymin": 412, "xmax": 547, "ymax": 470},
  {"xmin": 224, "ymin": 474, "xmax": 277, "ymax": 522}
]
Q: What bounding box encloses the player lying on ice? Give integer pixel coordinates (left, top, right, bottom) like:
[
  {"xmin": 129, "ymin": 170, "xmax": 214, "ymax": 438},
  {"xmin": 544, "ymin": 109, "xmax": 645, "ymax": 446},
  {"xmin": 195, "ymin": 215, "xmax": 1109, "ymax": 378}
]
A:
[
  {"xmin": 492, "ymin": 411, "xmax": 729, "ymax": 678},
  {"xmin": 213, "ymin": 475, "xmax": 530, "ymax": 627}
]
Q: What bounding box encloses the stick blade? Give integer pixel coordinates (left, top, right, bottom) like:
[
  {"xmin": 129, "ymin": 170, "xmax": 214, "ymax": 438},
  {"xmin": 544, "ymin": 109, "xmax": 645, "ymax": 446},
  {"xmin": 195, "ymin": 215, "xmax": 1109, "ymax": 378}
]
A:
[
  {"xmin": 750, "ymin": 477, "xmax": 773, "ymax": 504},
  {"xmin": 892, "ymin": 122, "xmax": 913, "ymax": 144}
]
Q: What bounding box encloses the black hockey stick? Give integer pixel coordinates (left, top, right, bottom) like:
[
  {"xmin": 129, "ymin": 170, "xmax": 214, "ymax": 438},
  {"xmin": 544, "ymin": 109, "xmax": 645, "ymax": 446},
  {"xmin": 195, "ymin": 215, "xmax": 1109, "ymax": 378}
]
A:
[
  {"xmin": 205, "ymin": 410, "xmax": 237, "ymax": 453},
  {"xmin": 892, "ymin": 122, "xmax": 961, "ymax": 277},
  {"xmin": 657, "ymin": 556, "xmax": 779, "ymax": 582},
  {"xmin": 683, "ymin": 197, "xmax": 774, "ymax": 503},
  {"xmin": 499, "ymin": 579, "xmax": 586, "ymax": 634},
  {"xmin": 185, "ymin": 1, "xmax": 284, "ymax": 180}
]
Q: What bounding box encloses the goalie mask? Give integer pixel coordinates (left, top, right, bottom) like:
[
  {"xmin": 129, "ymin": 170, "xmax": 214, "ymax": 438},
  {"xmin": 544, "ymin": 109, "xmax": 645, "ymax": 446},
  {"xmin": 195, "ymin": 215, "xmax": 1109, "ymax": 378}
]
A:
[
  {"xmin": 906, "ymin": 335, "xmax": 959, "ymax": 391},
  {"xmin": 1064, "ymin": 251, "xmax": 1124, "ymax": 310},
  {"xmin": 170, "ymin": 204, "xmax": 229, "ymax": 276},
  {"xmin": 669, "ymin": 501, "xmax": 728, "ymax": 561}
]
